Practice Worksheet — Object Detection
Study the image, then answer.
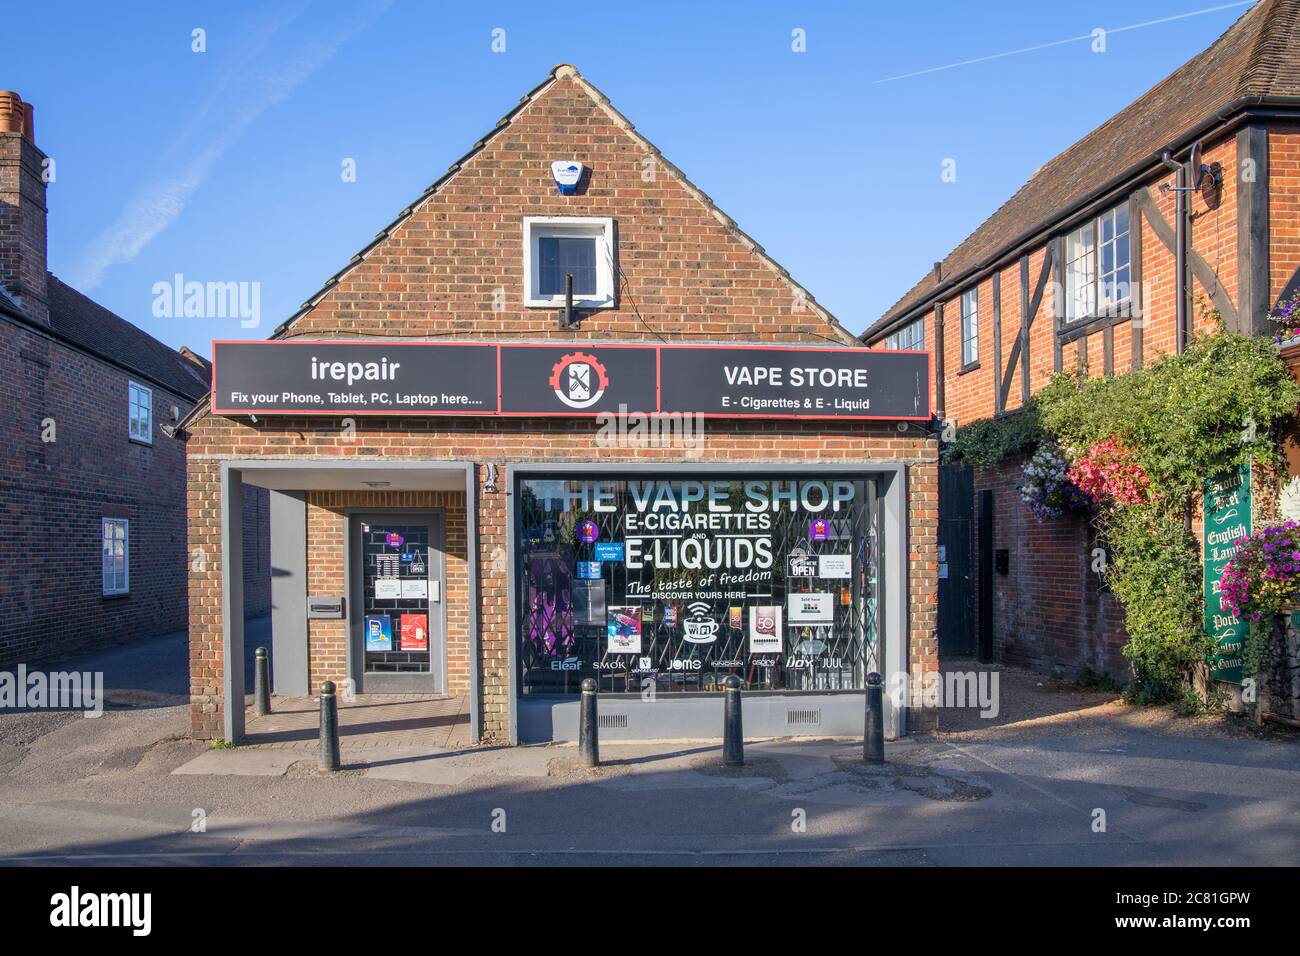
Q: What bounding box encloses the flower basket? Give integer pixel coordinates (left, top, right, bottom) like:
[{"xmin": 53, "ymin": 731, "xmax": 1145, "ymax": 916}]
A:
[{"xmin": 1017, "ymin": 443, "xmax": 1090, "ymax": 522}]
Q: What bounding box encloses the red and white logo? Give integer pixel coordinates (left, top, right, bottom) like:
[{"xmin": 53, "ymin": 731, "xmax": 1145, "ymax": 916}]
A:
[{"xmin": 548, "ymin": 351, "xmax": 609, "ymax": 409}]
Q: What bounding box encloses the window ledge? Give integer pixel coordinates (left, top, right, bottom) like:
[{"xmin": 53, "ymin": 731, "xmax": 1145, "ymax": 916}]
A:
[
  {"xmin": 958, "ymin": 360, "xmax": 981, "ymax": 375},
  {"xmin": 524, "ymin": 296, "xmax": 616, "ymax": 310}
]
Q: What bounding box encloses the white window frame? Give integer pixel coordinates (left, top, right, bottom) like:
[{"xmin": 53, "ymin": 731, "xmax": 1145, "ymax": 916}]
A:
[
  {"xmin": 102, "ymin": 517, "xmax": 129, "ymax": 596},
  {"xmin": 522, "ymin": 216, "xmax": 616, "ymax": 309},
  {"xmin": 128, "ymin": 381, "xmax": 153, "ymax": 445},
  {"xmin": 1064, "ymin": 203, "xmax": 1130, "ymax": 324},
  {"xmin": 960, "ymin": 288, "xmax": 979, "ymax": 367},
  {"xmin": 884, "ymin": 317, "xmax": 925, "ymax": 351}
]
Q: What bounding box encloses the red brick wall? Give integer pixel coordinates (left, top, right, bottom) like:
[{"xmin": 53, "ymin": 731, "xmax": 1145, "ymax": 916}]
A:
[
  {"xmin": 1271, "ymin": 128, "xmax": 1300, "ymax": 304},
  {"xmin": 184, "ymin": 68, "xmax": 937, "ymax": 740},
  {"xmin": 974, "ymin": 457, "xmax": 1127, "ymax": 678},
  {"xmin": 0, "ymin": 318, "xmax": 265, "ymax": 663}
]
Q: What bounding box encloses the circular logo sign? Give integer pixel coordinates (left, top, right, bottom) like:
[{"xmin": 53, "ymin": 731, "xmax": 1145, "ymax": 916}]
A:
[
  {"xmin": 548, "ymin": 351, "xmax": 609, "ymax": 409},
  {"xmin": 577, "ymin": 519, "xmax": 599, "ymax": 544}
]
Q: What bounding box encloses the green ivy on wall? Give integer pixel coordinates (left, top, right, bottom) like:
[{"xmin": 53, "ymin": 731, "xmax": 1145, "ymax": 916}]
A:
[
  {"xmin": 1037, "ymin": 331, "xmax": 1300, "ymax": 703},
  {"xmin": 942, "ymin": 404, "xmax": 1045, "ymax": 468}
]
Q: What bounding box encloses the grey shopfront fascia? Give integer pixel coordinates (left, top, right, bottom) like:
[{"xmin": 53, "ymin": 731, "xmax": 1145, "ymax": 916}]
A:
[
  {"xmin": 506, "ymin": 462, "xmax": 912, "ymax": 744},
  {"xmin": 217, "ymin": 459, "xmax": 479, "ymax": 745}
]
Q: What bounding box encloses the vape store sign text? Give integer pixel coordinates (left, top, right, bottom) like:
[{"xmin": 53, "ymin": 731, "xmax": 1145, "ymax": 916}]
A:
[{"xmin": 212, "ymin": 340, "xmax": 930, "ymax": 420}]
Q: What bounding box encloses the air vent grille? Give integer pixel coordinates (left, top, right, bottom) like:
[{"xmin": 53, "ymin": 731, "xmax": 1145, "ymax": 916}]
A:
[
  {"xmin": 786, "ymin": 708, "xmax": 821, "ymax": 726},
  {"xmin": 598, "ymin": 713, "xmax": 629, "ymax": 730}
]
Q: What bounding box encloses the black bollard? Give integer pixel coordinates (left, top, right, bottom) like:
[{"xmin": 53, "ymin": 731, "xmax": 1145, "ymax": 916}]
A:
[
  {"xmin": 864, "ymin": 671, "xmax": 885, "ymax": 764},
  {"xmin": 254, "ymin": 647, "xmax": 271, "ymax": 716},
  {"xmin": 722, "ymin": 675, "xmax": 744, "ymax": 767},
  {"xmin": 318, "ymin": 681, "xmax": 340, "ymax": 772},
  {"xmin": 578, "ymin": 678, "xmax": 599, "ymax": 767}
]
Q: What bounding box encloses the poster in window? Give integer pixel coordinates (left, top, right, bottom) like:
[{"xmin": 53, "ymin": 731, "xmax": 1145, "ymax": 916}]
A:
[
  {"xmin": 365, "ymin": 614, "xmax": 393, "ymax": 651},
  {"xmin": 606, "ymin": 606, "xmax": 643, "ymax": 654},
  {"xmin": 788, "ymin": 592, "xmax": 833, "ymax": 623},
  {"xmin": 572, "ymin": 579, "xmax": 606, "ymax": 625},
  {"xmin": 748, "ymin": 605, "xmax": 783, "ymax": 653},
  {"xmin": 400, "ymin": 613, "xmax": 428, "ymax": 651},
  {"xmin": 400, "ymin": 578, "xmax": 428, "ymax": 599},
  {"xmin": 818, "ymin": 554, "xmax": 851, "ymax": 578},
  {"xmin": 374, "ymin": 578, "xmax": 401, "ymax": 600}
]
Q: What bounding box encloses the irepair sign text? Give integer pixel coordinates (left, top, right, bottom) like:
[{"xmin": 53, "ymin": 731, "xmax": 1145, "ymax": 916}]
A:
[{"xmin": 211, "ymin": 340, "xmax": 931, "ymax": 420}]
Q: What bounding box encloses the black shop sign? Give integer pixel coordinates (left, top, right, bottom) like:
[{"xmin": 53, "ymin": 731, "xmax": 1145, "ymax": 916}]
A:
[{"xmin": 212, "ymin": 340, "xmax": 930, "ymax": 420}]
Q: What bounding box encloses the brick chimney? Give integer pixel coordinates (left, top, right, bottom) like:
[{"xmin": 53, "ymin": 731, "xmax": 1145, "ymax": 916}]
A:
[{"xmin": 0, "ymin": 90, "xmax": 48, "ymax": 323}]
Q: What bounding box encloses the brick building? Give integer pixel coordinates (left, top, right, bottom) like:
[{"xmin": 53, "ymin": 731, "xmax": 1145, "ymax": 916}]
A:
[
  {"xmin": 0, "ymin": 91, "xmax": 269, "ymax": 666},
  {"xmin": 862, "ymin": 1, "xmax": 1300, "ymax": 682},
  {"xmin": 184, "ymin": 65, "xmax": 938, "ymax": 745}
]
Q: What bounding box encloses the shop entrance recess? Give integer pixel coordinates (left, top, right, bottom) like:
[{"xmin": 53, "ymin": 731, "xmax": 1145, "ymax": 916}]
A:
[{"xmin": 348, "ymin": 511, "xmax": 446, "ymax": 694}]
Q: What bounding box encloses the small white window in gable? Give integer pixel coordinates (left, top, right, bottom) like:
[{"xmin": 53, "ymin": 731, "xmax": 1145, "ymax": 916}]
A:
[
  {"xmin": 128, "ymin": 381, "xmax": 153, "ymax": 444},
  {"xmin": 522, "ymin": 217, "xmax": 616, "ymax": 309}
]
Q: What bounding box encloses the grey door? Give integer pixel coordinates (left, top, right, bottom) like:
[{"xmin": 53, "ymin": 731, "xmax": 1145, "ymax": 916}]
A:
[{"xmin": 349, "ymin": 512, "xmax": 446, "ymax": 693}]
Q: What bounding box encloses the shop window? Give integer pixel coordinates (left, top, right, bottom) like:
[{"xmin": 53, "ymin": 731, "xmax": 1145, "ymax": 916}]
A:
[
  {"xmin": 1065, "ymin": 203, "xmax": 1130, "ymax": 324},
  {"xmin": 884, "ymin": 317, "xmax": 924, "ymax": 352},
  {"xmin": 522, "ymin": 217, "xmax": 615, "ymax": 308},
  {"xmin": 102, "ymin": 518, "xmax": 129, "ymax": 596},
  {"xmin": 960, "ymin": 288, "xmax": 979, "ymax": 367},
  {"xmin": 128, "ymin": 381, "xmax": 152, "ymax": 444},
  {"xmin": 515, "ymin": 475, "xmax": 880, "ymax": 697}
]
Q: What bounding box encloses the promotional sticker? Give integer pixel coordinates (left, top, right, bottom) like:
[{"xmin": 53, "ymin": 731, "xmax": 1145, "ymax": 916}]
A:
[
  {"xmin": 818, "ymin": 554, "xmax": 852, "ymax": 578},
  {"xmin": 748, "ymin": 605, "xmax": 783, "ymax": 653},
  {"xmin": 399, "ymin": 613, "xmax": 428, "ymax": 650},
  {"xmin": 787, "ymin": 592, "xmax": 833, "ymax": 623},
  {"xmin": 664, "ymin": 604, "xmax": 678, "ymax": 627},
  {"xmin": 607, "ymin": 606, "xmax": 643, "ymax": 653},
  {"xmin": 593, "ymin": 542, "xmax": 624, "ymax": 562},
  {"xmin": 682, "ymin": 602, "xmax": 719, "ymax": 644},
  {"xmin": 808, "ymin": 518, "xmax": 831, "ymax": 542},
  {"xmin": 365, "ymin": 614, "xmax": 393, "ymax": 651},
  {"xmin": 576, "ymin": 561, "xmax": 602, "ymax": 580},
  {"xmin": 728, "ymin": 606, "xmax": 743, "ymax": 629},
  {"xmin": 385, "ymin": 532, "xmax": 404, "ymax": 549},
  {"xmin": 577, "ymin": 519, "xmax": 599, "ymax": 544}
]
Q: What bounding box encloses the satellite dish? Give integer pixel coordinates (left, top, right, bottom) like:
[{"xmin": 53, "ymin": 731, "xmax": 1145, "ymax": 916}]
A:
[{"xmin": 1189, "ymin": 142, "xmax": 1205, "ymax": 189}]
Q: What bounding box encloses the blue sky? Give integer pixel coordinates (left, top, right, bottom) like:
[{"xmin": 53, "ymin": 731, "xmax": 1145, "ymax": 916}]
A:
[{"xmin": 6, "ymin": 0, "xmax": 1258, "ymax": 354}]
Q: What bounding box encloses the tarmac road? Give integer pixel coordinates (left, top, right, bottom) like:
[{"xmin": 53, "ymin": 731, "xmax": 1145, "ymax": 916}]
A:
[{"xmin": 0, "ymin": 629, "xmax": 1297, "ymax": 866}]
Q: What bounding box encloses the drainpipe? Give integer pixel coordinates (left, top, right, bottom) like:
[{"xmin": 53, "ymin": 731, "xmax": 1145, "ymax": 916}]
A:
[{"xmin": 1161, "ymin": 151, "xmax": 1188, "ymax": 354}]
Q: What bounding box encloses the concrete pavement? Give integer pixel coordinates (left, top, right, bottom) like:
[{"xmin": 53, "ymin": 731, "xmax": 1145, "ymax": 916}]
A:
[{"xmin": 1, "ymin": 634, "xmax": 1298, "ymax": 865}]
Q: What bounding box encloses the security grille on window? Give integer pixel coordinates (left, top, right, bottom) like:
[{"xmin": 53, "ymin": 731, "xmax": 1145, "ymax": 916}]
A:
[
  {"xmin": 1065, "ymin": 204, "xmax": 1130, "ymax": 323},
  {"xmin": 515, "ymin": 475, "xmax": 880, "ymax": 697},
  {"xmin": 884, "ymin": 317, "xmax": 924, "ymax": 351},
  {"xmin": 128, "ymin": 381, "xmax": 152, "ymax": 444},
  {"xmin": 523, "ymin": 217, "xmax": 615, "ymax": 308},
  {"xmin": 102, "ymin": 518, "xmax": 129, "ymax": 595},
  {"xmin": 960, "ymin": 288, "xmax": 979, "ymax": 366}
]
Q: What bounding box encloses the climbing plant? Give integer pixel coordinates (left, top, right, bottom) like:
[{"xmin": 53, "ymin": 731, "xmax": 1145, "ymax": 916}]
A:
[
  {"xmin": 1037, "ymin": 331, "xmax": 1300, "ymax": 703},
  {"xmin": 942, "ymin": 403, "xmax": 1044, "ymax": 467}
]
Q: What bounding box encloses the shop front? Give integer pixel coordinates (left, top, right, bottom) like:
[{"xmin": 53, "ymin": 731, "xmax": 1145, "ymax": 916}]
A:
[{"xmin": 194, "ymin": 340, "xmax": 932, "ymax": 745}]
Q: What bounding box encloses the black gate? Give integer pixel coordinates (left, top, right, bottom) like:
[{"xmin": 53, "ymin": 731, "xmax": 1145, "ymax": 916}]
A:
[{"xmin": 937, "ymin": 463, "xmax": 975, "ymax": 657}]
